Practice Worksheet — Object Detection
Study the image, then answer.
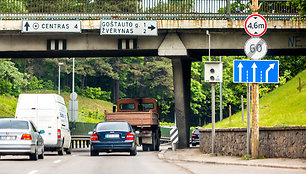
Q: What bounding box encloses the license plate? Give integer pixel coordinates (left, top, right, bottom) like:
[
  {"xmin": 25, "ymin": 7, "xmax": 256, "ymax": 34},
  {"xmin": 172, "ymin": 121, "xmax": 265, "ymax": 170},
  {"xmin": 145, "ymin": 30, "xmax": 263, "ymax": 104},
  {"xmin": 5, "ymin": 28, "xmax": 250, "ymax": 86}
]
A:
[
  {"xmin": 105, "ymin": 134, "xmax": 119, "ymax": 138},
  {"xmin": 0, "ymin": 136, "xmax": 16, "ymax": 140}
]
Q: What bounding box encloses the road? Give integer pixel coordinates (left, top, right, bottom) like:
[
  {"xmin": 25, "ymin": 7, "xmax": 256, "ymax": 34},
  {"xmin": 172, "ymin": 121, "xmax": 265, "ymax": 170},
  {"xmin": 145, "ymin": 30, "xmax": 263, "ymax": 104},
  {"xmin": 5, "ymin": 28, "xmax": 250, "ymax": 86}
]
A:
[{"xmin": 0, "ymin": 145, "xmax": 304, "ymax": 174}]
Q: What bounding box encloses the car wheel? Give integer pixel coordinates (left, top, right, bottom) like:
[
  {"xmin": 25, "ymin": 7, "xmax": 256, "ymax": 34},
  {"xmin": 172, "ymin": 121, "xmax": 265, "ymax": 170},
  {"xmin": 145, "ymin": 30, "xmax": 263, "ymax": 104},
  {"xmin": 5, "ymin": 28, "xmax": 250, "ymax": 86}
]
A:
[
  {"xmin": 90, "ymin": 145, "xmax": 98, "ymax": 156},
  {"xmin": 130, "ymin": 148, "xmax": 137, "ymax": 156},
  {"xmin": 30, "ymin": 147, "xmax": 38, "ymax": 161},
  {"xmin": 90, "ymin": 150, "xmax": 98, "ymax": 156},
  {"xmin": 38, "ymin": 149, "xmax": 44, "ymax": 159}
]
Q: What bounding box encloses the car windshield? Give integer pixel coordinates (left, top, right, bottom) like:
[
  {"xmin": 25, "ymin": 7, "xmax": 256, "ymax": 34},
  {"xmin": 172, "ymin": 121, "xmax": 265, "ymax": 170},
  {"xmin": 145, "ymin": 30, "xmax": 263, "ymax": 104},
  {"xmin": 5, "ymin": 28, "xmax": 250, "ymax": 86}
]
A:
[
  {"xmin": 96, "ymin": 122, "xmax": 130, "ymax": 132},
  {"xmin": 193, "ymin": 129, "xmax": 199, "ymax": 134},
  {"xmin": 0, "ymin": 120, "xmax": 29, "ymax": 129}
]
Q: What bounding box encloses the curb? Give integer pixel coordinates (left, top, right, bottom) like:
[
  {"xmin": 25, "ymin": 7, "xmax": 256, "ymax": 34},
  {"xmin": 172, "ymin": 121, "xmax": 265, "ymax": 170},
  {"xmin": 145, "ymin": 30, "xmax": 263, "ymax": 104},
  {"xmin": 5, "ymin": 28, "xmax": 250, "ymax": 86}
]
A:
[{"xmin": 158, "ymin": 149, "xmax": 306, "ymax": 170}]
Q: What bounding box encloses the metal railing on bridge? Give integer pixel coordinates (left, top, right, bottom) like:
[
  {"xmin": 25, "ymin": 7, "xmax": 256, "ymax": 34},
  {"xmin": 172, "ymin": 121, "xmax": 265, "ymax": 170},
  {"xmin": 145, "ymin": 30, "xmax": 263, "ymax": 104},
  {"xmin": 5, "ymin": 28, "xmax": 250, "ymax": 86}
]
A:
[{"xmin": 0, "ymin": 0, "xmax": 299, "ymax": 20}]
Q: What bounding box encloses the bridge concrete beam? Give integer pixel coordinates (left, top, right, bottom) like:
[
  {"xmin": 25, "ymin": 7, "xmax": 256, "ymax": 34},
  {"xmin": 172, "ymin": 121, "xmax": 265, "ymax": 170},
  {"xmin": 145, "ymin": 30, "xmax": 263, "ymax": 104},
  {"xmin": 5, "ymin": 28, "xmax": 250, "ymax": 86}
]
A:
[
  {"xmin": 158, "ymin": 32, "xmax": 187, "ymax": 56},
  {"xmin": 1, "ymin": 20, "xmax": 305, "ymax": 30}
]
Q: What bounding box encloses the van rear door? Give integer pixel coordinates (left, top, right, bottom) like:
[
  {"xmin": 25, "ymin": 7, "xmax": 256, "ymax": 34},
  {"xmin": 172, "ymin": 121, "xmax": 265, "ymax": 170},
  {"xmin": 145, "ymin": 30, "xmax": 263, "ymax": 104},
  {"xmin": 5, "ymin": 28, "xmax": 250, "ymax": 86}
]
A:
[{"xmin": 37, "ymin": 95, "xmax": 58, "ymax": 145}]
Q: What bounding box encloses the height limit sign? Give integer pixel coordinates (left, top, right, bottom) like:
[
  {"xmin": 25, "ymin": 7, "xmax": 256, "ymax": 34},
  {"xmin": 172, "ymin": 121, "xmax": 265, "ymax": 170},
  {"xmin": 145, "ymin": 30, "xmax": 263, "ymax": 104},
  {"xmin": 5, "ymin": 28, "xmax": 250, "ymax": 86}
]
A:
[{"xmin": 245, "ymin": 14, "xmax": 267, "ymax": 37}]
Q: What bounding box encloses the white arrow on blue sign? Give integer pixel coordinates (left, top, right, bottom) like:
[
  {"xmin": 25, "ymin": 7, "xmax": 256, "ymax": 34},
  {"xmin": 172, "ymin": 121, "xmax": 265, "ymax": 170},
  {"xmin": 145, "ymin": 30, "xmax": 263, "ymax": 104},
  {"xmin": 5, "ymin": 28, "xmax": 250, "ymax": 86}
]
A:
[{"xmin": 233, "ymin": 60, "xmax": 279, "ymax": 83}]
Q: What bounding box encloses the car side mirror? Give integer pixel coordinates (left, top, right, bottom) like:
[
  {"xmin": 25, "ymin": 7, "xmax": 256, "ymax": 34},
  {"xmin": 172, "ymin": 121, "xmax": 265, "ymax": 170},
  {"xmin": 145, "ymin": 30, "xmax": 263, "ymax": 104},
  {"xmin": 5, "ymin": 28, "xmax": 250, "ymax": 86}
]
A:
[
  {"xmin": 39, "ymin": 130, "xmax": 45, "ymax": 134},
  {"xmin": 88, "ymin": 131, "xmax": 93, "ymax": 135}
]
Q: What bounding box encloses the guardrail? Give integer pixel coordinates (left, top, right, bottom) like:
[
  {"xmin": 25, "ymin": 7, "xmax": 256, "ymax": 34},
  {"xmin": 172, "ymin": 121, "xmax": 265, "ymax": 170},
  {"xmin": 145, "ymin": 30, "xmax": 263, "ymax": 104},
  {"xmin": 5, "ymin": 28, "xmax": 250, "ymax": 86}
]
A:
[
  {"xmin": 71, "ymin": 135, "xmax": 90, "ymax": 149},
  {"xmin": 0, "ymin": 0, "xmax": 298, "ymax": 20}
]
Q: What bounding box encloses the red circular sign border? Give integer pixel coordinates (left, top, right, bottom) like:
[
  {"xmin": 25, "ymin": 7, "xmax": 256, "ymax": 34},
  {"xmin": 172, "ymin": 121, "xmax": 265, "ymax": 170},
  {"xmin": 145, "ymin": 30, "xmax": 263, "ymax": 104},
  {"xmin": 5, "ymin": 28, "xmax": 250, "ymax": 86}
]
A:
[{"xmin": 244, "ymin": 14, "xmax": 267, "ymax": 37}]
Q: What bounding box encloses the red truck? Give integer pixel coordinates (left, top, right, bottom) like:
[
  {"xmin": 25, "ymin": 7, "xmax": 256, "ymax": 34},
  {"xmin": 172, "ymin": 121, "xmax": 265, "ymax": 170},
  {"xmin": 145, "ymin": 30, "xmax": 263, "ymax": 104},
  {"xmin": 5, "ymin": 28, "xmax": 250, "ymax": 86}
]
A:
[{"xmin": 105, "ymin": 98, "xmax": 160, "ymax": 151}]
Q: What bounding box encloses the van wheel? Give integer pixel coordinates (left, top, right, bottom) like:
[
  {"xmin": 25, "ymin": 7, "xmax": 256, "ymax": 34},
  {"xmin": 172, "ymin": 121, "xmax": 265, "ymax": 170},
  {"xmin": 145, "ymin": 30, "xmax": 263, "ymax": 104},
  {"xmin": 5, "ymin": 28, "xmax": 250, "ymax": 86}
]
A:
[
  {"xmin": 66, "ymin": 144, "xmax": 72, "ymax": 155},
  {"xmin": 38, "ymin": 149, "xmax": 44, "ymax": 159},
  {"xmin": 58, "ymin": 145, "xmax": 64, "ymax": 155}
]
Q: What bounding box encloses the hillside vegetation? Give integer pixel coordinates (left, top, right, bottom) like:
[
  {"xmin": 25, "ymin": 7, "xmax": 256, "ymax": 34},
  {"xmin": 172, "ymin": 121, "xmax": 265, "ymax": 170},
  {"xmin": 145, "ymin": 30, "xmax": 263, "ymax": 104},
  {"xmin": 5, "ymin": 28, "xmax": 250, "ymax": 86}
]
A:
[
  {"xmin": 0, "ymin": 90, "xmax": 113, "ymax": 123},
  {"xmin": 204, "ymin": 69, "xmax": 306, "ymax": 128}
]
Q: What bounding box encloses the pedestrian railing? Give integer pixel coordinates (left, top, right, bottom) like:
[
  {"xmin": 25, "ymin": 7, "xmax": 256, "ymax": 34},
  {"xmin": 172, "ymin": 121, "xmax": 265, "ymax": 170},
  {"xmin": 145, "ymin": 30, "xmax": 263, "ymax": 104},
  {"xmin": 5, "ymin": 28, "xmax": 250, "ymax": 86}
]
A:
[{"xmin": 0, "ymin": 0, "xmax": 299, "ymax": 20}]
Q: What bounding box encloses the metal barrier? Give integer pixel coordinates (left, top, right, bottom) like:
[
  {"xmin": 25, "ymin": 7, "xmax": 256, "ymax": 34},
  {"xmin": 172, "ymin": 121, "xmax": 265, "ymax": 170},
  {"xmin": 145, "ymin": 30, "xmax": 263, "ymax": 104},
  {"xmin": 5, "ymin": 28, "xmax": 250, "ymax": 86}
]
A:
[
  {"xmin": 71, "ymin": 135, "xmax": 90, "ymax": 149},
  {"xmin": 0, "ymin": 0, "xmax": 298, "ymax": 20}
]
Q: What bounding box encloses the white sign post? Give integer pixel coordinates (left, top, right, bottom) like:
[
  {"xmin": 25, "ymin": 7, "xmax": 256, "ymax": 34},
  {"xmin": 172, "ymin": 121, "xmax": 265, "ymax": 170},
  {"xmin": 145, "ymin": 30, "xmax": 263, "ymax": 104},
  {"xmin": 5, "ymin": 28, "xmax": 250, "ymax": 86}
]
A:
[
  {"xmin": 244, "ymin": 37, "xmax": 267, "ymax": 60},
  {"xmin": 244, "ymin": 14, "xmax": 267, "ymax": 37},
  {"xmin": 22, "ymin": 20, "xmax": 81, "ymax": 33},
  {"xmin": 100, "ymin": 20, "xmax": 158, "ymax": 36}
]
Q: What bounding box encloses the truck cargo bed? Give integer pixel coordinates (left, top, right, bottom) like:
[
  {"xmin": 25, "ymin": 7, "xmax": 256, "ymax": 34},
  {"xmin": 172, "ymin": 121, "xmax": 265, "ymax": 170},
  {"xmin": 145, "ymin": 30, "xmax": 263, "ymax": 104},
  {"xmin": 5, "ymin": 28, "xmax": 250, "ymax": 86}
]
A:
[{"xmin": 105, "ymin": 110, "xmax": 159, "ymax": 127}]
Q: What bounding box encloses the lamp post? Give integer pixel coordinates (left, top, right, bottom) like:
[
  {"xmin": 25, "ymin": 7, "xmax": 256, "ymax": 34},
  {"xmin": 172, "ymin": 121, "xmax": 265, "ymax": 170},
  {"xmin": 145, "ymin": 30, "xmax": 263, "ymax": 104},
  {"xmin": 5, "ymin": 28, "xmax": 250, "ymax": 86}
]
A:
[{"xmin": 58, "ymin": 63, "xmax": 64, "ymax": 95}]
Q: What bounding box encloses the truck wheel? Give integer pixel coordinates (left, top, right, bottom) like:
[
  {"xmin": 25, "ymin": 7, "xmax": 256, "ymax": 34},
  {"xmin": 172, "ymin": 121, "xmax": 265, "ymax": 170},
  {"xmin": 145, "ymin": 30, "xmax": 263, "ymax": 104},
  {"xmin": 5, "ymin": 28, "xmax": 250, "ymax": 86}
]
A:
[
  {"xmin": 149, "ymin": 145, "xmax": 155, "ymax": 151},
  {"xmin": 142, "ymin": 144, "xmax": 149, "ymax": 151}
]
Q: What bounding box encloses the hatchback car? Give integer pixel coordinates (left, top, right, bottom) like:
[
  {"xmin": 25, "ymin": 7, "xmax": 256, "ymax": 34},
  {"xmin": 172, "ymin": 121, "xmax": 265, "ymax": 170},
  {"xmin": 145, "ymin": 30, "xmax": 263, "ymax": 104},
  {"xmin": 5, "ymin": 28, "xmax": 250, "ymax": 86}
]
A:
[
  {"xmin": 89, "ymin": 121, "xmax": 137, "ymax": 156},
  {"xmin": 191, "ymin": 127, "xmax": 200, "ymax": 146},
  {"xmin": 0, "ymin": 119, "xmax": 45, "ymax": 160}
]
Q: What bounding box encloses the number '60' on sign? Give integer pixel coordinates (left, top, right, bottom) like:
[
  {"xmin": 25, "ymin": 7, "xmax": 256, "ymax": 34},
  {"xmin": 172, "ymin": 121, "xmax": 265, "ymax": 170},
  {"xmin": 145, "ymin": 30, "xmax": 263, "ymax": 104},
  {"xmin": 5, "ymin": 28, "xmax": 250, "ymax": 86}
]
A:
[{"xmin": 244, "ymin": 37, "xmax": 268, "ymax": 60}]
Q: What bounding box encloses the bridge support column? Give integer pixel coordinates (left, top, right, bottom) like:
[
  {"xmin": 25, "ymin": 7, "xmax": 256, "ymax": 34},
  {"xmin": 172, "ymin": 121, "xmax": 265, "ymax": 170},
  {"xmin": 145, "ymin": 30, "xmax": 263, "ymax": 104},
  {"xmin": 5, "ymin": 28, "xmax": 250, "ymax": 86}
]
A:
[{"xmin": 172, "ymin": 57, "xmax": 191, "ymax": 149}]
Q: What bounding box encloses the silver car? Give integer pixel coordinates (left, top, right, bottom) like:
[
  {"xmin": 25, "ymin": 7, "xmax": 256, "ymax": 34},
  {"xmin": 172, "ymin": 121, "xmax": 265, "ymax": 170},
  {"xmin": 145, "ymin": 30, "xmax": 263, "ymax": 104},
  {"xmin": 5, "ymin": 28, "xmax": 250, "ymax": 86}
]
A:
[{"xmin": 0, "ymin": 119, "xmax": 44, "ymax": 160}]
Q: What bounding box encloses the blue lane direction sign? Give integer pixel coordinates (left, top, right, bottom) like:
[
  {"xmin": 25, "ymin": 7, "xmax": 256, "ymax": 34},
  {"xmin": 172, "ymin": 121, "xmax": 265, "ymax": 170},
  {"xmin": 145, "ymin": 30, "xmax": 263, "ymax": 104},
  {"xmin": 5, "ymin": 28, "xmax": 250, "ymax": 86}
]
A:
[{"xmin": 233, "ymin": 60, "xmax": 279, "ymax": 83}]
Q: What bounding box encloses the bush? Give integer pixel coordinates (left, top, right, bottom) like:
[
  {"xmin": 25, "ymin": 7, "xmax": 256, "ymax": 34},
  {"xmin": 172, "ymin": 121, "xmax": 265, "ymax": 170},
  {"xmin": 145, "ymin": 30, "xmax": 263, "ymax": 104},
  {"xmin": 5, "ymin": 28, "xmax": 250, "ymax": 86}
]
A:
[
  {"xmin": 81, "ymin": 87, "xmax": 111, "ymax": 101},
  {"xmin": 27, "ymin": 76, "xmax": 54, "ymax": 91}
]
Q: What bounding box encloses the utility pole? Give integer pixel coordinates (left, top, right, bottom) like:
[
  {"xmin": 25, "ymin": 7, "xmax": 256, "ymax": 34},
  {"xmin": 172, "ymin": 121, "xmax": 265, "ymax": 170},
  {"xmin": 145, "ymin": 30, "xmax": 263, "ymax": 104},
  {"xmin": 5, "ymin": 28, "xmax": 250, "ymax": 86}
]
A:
[
  {"xmin": 220, "ymin": 56, "xmax": 223, "ymax": 121},
  {"xmin": 249, "ymin": 0, "xmax": 261, "ymax": 159},
  {"xmin": 211, "ymin": 82, "xmax": 216, "ymax": 155}
]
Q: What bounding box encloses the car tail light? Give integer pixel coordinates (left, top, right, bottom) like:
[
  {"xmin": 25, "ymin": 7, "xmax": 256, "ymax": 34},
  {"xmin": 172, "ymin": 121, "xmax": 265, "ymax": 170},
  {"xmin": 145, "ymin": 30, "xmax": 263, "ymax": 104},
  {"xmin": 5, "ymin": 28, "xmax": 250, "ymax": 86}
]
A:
[
  {"xmin": 57, "ymin": 129, "xmax": 61, "ymax": 139},
  {"xmin": 21, "ymin": 134, "xmax": 32, "ymax": 140},
  {"xmin": 91, "ymin": 132, "xmax": 98, "ymax": 141},
  {"xmin": 192, "ymin": 134, "xmax": 197, "ymax": 138},
  {"xmin": 126, "ymin": 132, "xmax": 134, "ymax": 141}
]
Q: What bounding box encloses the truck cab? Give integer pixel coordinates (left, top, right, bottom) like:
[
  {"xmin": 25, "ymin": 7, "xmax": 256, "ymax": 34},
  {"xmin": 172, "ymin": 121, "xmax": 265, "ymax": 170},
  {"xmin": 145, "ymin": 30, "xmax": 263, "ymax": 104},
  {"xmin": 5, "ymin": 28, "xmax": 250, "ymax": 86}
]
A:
[{"xmin": 105, "ymin": 98, "xmax": 160, "ymax": 151}]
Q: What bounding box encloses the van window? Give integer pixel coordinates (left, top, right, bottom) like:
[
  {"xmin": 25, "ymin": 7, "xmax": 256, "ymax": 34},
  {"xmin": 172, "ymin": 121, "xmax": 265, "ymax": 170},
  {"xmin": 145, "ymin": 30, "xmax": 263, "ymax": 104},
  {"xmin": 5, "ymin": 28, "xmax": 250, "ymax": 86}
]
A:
[
  {"xmin": 0, "ymin": 120, "xmax": 29, "ymax": 129},
  {"xmin": 119, "ymin": 103, "xmax": 135, "ymax": 110}
]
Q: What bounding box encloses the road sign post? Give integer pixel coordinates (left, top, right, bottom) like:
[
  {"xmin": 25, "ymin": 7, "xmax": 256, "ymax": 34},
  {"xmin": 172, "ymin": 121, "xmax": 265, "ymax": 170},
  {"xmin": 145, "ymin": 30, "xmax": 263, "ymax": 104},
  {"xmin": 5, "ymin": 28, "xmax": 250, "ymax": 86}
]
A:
[{"xmin": 248, "ymin": 0, "xmax": 261, "ymax": 159}]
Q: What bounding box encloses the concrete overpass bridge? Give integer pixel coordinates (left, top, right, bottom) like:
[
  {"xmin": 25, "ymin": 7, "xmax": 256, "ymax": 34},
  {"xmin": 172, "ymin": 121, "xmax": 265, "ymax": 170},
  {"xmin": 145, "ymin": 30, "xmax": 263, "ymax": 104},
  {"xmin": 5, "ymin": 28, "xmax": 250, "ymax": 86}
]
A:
[{"xmin": 0, "ymin": 0, "xmax": 305, "ymax": 148}]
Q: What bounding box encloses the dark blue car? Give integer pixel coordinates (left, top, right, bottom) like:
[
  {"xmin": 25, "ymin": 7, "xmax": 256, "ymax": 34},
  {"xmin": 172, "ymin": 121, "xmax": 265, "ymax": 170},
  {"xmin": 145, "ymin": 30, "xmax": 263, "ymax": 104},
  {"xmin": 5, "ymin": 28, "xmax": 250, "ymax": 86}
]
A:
[{"xmin": 89, "ymin": 121, "xmax": 137, "ymax": 156}]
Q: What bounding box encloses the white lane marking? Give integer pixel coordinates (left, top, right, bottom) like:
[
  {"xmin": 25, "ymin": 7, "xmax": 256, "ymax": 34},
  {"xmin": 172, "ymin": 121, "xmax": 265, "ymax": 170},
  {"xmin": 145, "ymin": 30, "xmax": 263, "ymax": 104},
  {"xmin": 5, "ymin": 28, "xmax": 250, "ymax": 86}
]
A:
[
  {"xmin": 53, "ymin": 160, "xmax": 62, "ymax": 164},
  {"xmin": 28, "ymin": 170, "xmax": 38, "ymax": 174}
]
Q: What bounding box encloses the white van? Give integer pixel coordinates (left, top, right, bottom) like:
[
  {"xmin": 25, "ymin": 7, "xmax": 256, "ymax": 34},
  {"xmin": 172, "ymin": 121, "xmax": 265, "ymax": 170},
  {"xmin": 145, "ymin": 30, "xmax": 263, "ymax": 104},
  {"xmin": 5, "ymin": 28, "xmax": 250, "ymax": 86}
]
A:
[{"xmin": 15, "ymin": 94, "xmax": 71, "ymax": 155}]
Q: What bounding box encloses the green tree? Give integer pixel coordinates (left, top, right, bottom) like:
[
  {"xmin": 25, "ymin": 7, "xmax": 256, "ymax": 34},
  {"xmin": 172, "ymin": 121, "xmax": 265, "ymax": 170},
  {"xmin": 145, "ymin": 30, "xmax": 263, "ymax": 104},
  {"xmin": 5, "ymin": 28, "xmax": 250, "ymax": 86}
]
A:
[
  {"xmin": 0, "ymin": 0, "xmax": 27, "ymax": 13},
  {"xmin": 0, "ymin": 59, "xmax": 27, "ymax": 96}
]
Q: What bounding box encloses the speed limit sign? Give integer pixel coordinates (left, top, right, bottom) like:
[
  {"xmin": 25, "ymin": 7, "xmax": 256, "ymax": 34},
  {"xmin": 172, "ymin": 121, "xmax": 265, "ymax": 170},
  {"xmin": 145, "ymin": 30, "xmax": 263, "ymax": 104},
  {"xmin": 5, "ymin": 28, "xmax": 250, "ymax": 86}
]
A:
[{"xmin": 244, "ymin": 37, "xmax": 267, "ymax": 60}]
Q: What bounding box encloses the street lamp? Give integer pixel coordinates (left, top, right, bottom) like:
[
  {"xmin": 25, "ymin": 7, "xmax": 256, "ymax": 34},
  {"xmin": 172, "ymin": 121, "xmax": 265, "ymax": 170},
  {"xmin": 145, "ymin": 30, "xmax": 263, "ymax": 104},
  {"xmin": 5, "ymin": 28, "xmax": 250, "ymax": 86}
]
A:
[{"xmin": 58, "ymin": 62, "xmax": 64, "ymax": 95}]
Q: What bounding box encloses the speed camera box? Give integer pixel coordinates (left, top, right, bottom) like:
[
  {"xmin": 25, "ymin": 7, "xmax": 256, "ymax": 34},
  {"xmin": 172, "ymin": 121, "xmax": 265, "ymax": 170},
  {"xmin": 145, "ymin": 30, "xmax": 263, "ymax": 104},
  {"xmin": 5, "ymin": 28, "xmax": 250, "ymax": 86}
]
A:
[{"xmin": 205, "ymin": 62, "xmax": 223, "ymax": 82}]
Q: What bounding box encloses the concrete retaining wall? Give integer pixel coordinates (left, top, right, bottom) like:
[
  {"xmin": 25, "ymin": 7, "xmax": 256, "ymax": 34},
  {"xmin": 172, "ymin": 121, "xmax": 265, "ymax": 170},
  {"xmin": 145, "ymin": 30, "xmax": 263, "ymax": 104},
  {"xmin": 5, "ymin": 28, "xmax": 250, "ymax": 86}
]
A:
[{"xmin": 199, "ymin": 126, "xmax": 306, "ymax": 158}]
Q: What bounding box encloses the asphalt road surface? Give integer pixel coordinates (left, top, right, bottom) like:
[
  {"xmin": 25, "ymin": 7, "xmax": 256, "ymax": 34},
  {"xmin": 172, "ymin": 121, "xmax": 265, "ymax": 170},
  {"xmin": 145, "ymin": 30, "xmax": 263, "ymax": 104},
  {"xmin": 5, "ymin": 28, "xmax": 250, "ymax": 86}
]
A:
[{"xmin": 0, "ymin": 146, "xmax": 305, "ymax": 174}]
